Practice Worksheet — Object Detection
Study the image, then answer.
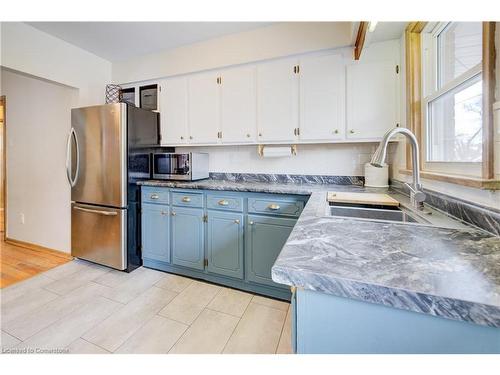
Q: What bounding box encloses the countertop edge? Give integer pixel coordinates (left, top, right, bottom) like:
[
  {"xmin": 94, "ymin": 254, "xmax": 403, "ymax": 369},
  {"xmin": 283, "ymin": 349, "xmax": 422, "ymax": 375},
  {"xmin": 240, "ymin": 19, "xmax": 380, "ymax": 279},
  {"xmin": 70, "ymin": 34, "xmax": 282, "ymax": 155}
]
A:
[{"xmin": 271, "ymin": 266, "xmax": 500, "ymax": 328}]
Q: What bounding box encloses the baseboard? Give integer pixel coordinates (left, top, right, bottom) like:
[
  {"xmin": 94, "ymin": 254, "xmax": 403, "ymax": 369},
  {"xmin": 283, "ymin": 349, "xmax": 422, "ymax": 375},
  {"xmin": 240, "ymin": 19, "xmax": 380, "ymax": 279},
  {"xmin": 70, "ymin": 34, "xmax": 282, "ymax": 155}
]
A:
[{"xmin": 5, "ymin": 237, "xmax": 73, "ymax": 260}]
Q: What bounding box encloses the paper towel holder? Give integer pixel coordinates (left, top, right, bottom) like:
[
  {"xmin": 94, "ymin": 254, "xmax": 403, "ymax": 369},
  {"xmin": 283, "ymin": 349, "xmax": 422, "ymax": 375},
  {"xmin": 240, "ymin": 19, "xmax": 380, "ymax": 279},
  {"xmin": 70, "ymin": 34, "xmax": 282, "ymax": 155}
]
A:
[{"xmin": 257, "ymin": 144, "xmax": 297, "ymax": 157}]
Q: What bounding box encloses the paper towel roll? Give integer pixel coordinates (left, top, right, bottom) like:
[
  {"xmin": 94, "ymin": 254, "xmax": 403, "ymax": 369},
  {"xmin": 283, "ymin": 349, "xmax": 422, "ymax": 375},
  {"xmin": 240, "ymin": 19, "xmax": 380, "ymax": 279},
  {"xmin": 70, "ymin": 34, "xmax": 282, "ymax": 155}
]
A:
[{"xmin": 261, "ymin": 146, "xmax": 293, "ymax": 158}]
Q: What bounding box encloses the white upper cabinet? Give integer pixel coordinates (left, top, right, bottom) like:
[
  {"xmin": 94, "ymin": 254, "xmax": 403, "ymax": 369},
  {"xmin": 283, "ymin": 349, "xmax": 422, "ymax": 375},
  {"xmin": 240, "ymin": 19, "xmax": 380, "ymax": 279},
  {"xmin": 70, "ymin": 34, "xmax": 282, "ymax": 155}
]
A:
[
  {"xmin": 256, "ymin": 58, "xmax": 299, "ymax": 143},
  {"xmin": 188, "ymin": 71, "xmax": 220, "ymax": 144},
  {"xmin": 298, "ymin": 53, "xmax": 345, "ymax": 141},
  {"xmin": 219, "ymin": 65, "xmax": 257, "ymax": 143},
  {"xmin": 133, "ymin": 40, "xmax": 401, "ymax": 146},
  {"xmin": 346, "ymin": 59, "xmax": 398, "ymax": 140},
  {"xmin": 159, "ymin": 77, "xmax": 188, "ymax": 145}
]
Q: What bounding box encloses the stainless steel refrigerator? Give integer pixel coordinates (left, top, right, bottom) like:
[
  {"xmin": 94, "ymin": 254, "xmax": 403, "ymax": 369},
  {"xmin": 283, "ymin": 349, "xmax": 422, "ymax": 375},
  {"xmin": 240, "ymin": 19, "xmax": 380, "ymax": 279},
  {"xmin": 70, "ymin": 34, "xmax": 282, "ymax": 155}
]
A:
[{"xmin": 66, "ymin": 103, "xmax": 159, "ymax": 271}]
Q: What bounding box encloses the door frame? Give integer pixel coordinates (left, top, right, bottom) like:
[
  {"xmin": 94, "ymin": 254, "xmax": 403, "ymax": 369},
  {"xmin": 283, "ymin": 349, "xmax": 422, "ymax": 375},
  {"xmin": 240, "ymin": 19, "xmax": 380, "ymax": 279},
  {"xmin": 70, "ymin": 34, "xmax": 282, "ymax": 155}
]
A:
[{"xmin": 0, "ymin": 95, "xmax": 6, "ymax": 240}]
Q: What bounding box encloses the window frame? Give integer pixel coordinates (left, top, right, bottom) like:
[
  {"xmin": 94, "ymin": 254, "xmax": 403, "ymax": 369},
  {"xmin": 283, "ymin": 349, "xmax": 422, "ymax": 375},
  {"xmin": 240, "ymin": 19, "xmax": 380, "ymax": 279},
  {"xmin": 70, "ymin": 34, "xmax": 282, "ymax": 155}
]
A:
[
  {"xmin": 423, "ymin": 22, "xmax": 483, "ymax": 176},
  {"xmin": 403, "ymin": 21, "xmax": 498, "ymax": 189}
]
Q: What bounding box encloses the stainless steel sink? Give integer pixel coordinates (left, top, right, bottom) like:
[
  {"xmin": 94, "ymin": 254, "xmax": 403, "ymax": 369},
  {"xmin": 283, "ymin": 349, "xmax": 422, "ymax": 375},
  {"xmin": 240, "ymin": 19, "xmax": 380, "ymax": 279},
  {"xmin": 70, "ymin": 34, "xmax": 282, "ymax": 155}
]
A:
[{"xmin": 328, "ymin": 204, "xmax": 426, "ymax": 224}]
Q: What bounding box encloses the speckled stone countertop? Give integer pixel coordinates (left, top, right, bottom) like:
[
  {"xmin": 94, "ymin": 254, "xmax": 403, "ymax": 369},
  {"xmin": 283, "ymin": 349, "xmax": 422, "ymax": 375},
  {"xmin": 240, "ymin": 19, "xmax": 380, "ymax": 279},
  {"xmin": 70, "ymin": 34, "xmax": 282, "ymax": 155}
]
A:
[{"xmin": 138, "ymin": 179, "xmax": 500, "ymax": 328}]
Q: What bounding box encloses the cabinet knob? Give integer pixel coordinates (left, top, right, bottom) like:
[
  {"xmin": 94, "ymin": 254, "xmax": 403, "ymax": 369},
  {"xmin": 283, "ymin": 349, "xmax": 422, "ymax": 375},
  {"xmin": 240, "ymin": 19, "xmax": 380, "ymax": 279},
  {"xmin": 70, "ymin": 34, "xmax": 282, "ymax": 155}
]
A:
[
  {"xmin": 246, "ymin": 134, "xmax": 251, "ymax": 138},
  {"xmin": 189, "ymin": 136, "xmax": 193, "ymax": 140},
  {"xmin": 249, "ymin": 221, "xmax": 254, "ymax": 225},
  {"xmin": 181, "ymin": 196, "xmax": 191, "ymax": 203},
  {"xmin": 160, "ymin": 210, "xmax": 168, "ymax": 216},
  {"xmin": 258, "ymin": 133, "xmax": 262, "ymax": 137},
  {"xmin": 349, "ymin": 129, "xmax": 355, "ymax": 134},
  {"xmin": 180, "ymin": 136, "xmax": 184, "ymax": 140},
  {"xmin": 150, "ymin": 194, "xmax": 159, "ymax": 200},
  {"xmin": 268, "ymin": 204, "xmax": 280, "ymax": 211},
  {"xmin": 234, "ymin": 219, "xmax": 240, "ymax": 224},
  {"xmin": 333, "ymin": 129, "xmax": 339, "ymax": 134},
  {"xmin": 171, "ymin": 211, "xmax": 176, "ymax": 216}
]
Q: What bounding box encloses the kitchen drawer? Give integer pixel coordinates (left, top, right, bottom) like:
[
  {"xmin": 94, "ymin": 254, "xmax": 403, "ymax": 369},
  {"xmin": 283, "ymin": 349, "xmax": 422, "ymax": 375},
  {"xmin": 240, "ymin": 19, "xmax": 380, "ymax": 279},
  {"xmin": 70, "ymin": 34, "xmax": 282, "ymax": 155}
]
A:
[
  {"xmin": 248, "ymin": 196, "xmax": 304, "ymax": 217},
  {"xmin": 142, "ymin": 187, "xmax": 169, "ymax": 205},
  {"xmin": 207, "ymin": 194, "xmax": 243, "ymax": 212},
  {"xmin": 172, "ymin": 191, "xmax": 204, "ymax": 208}
]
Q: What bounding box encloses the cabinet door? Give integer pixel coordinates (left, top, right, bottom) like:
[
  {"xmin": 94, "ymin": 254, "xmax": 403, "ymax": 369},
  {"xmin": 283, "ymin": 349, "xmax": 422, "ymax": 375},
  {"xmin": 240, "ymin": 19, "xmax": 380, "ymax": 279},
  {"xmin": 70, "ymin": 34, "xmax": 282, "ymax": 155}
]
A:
[
  {"xmin": 346, "ymin": 60, "xmax": 398, "ymax": 139},
  {"xmin": 188, "ymin": 71, "xmax": 220, "ymax": 144},
  {"xmin": 257, "ymin": 58, "xmax": 299, "ymax": 142},
  {"xmin": 141, "ymin": 203, "xmax": 170, "ymax": 263},
  {"xmin": 207, "ymin": 211, "xmax": 244, "ymax": 279},
  {"xmin": 171, "ymin": 206, "xmax": 204, "ymax": 270},
  {"xmin": 159, "ymin": 78, "xmax": 188, "ymax": 145},
  {"xmin": 220, "ymin": 66, "xmax": 257, "ymax": 143},
  {"xmin": 299, "ymin": 54, "xmax": 345, "ymax": 141},
  {"xmin": 246, "ymin": 215, "xmax": 296, "ymax": 288}
]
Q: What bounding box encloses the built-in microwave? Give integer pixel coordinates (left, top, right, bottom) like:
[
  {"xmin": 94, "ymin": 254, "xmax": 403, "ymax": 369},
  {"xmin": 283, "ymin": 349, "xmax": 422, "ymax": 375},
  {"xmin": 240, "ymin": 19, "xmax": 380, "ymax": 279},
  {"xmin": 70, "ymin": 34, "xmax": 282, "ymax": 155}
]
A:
[{"xmin": 152, "ymin": 152, "xmax": 209, "ymax": 181}]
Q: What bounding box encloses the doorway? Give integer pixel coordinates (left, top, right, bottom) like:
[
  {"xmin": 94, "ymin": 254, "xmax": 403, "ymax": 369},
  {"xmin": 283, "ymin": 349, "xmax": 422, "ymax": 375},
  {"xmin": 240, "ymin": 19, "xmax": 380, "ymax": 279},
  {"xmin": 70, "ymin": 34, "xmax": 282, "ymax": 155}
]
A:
[{"xmin": 0, "ymin": 95, "xmax": 5, "ymax": 238}]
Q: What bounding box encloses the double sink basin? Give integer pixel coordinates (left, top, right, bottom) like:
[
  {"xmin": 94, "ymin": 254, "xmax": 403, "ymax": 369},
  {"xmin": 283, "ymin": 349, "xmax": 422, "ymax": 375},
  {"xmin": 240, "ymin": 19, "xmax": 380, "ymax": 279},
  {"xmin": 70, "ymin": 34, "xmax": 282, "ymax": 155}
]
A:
[
  {"xmin": 324, "ymin": 191, "xmax": 471, "ymax": 231},
  {"xmin": 329, "ymin": 203, "xmax": 426, "ymax": 224}
]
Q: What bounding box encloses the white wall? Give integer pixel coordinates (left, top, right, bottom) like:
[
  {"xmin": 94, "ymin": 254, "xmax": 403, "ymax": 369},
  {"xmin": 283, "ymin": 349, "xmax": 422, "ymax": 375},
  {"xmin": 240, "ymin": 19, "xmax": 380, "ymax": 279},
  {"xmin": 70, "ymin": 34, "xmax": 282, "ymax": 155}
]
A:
[
  {"xmin": 2, "ymin": 69, "xmax": 77, "ymax": 252},
  {"xmin": 0, "ymin": 22, "xmax": 112, "ymax": 252},
  {"xmin": 113, "ymin": 22, "xmax": 352, "ymax": 84},
  {"xmin": 1, "ymin": 22, "xmax": 111, "ymax": 106},
  {"xmin": 176, "ymin": 143, "xmax": 397, "ymax": 176}
]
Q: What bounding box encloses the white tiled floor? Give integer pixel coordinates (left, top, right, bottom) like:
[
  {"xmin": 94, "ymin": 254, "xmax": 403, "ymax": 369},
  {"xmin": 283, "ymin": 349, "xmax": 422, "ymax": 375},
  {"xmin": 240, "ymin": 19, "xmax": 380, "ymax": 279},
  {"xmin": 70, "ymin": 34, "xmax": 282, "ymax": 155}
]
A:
[{"xmin": 0, "ymin": 259, "xmax": 292, "ymax": 354}]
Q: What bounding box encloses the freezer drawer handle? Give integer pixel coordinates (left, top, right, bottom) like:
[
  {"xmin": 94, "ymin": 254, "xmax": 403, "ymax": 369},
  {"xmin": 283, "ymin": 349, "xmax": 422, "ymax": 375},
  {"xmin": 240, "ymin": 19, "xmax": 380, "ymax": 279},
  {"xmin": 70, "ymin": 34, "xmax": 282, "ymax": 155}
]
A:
[{"xmin": 73, "ymin": 206, "xmax": 118, "ymax": 216}]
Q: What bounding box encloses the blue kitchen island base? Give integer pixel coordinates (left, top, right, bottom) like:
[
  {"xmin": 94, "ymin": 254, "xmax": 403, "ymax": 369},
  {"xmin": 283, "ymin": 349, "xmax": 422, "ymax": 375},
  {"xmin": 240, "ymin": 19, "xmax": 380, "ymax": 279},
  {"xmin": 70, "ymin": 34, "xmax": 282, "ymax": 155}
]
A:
[
  {"xmin": 144, "ymin": 258, "xmax": 292, "ymax": 301},
  {"xmin": 294, "ymin": 289, "xmax": 500, "ymax": 354}
]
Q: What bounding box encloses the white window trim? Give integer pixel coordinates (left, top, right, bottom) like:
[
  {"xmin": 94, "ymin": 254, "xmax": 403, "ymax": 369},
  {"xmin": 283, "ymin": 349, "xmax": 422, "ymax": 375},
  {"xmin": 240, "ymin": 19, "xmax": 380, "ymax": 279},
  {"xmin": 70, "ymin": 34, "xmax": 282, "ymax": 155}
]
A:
[{"xmin": 421, "ymin": 22, "xmax": 483, "ymax": 177}]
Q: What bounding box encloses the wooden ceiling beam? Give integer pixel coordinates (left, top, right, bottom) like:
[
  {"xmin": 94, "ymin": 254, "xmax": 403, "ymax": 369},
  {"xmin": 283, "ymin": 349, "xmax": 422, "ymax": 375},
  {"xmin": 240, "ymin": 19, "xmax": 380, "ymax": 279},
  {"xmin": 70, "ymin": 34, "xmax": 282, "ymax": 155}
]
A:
[{"xmin": 354, "ymin": 22, "xmax": 369, "ymax": 60}]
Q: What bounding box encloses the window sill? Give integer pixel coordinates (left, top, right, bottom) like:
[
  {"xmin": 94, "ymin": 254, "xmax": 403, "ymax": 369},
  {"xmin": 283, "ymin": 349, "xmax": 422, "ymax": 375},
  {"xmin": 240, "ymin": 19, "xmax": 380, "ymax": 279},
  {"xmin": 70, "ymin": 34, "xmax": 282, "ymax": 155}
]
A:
[{"xmin": 398, "ymin": 169, "xmax": 500, "ymax": 190}]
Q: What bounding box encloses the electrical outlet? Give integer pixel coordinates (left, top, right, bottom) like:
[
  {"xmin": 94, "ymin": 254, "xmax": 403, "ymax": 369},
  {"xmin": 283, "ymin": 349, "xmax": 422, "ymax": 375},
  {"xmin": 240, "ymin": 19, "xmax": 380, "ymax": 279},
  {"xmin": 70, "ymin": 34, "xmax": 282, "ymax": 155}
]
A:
[{"xmin": 20, "ymin": 213, "xmax": 25, "ymax": 225}]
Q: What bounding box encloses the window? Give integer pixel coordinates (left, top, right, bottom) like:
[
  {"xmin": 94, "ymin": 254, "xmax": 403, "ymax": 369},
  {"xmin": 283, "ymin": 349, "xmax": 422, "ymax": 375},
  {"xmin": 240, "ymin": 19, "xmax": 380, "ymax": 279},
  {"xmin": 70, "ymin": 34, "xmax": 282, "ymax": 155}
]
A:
[
  {"xmin": 422, "ymin": 22, "xmax": 484, "ymax": 177},
  {"xmin": 404, "ymin": 22, "xmax": 496, "ymax": 188}
]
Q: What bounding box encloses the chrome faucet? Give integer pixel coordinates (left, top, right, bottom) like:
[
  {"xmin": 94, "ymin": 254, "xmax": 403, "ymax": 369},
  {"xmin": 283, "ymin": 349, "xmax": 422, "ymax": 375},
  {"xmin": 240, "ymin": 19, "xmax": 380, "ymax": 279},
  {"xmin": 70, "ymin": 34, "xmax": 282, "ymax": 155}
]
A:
[{"xmin": 370, "ymin": 127, "xmax": 426, "ymax": 210}]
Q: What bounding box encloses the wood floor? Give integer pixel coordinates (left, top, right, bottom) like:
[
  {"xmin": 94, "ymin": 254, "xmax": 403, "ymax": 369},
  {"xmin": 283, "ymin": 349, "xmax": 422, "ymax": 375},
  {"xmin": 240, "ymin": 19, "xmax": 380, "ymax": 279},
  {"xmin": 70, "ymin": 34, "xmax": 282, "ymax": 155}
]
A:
[{"xmin": 0, "ymin": 239, "xmax": 71, "ymax": 288}]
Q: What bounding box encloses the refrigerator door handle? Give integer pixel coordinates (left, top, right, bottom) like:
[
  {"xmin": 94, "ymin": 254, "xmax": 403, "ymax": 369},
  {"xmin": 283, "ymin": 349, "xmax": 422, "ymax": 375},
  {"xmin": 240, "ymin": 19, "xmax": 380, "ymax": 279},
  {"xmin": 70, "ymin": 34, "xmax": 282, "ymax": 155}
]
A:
[
  {"xmin": 73, "ymin": 205, "xmax": 118, "ymax": 216},
  {"xmin": 66, "ymin": 127, "xmax": 80, "ymax": 188}
]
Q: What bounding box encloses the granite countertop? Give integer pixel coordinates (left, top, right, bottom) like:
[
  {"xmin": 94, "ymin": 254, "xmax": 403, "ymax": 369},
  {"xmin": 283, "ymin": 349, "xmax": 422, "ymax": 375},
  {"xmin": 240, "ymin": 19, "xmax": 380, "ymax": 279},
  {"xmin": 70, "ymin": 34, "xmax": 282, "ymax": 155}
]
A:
[
  {"xmin": 138, "ymin": 178, "xmax": 500, "ymax": 328},
  {"xmin": 137, "ymin": 178, "xmax": 368, "ymax": 195}
]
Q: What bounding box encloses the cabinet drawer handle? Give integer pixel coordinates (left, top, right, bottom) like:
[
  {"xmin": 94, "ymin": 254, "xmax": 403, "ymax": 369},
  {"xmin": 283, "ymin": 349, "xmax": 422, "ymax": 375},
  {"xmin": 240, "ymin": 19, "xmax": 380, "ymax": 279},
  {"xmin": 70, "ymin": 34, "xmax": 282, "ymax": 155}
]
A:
[
  {"xmin": 234, "ymin": 219, "xmax": 240, "ymax": 224},
  {"xmin": 218, "ymin": 199, "xmax": 229, "ymax": 206},
  {"xmin": 181, "ymin": 197, "xmax": 191, "ymax": 203},
  {"xmin": 150, "ymin": 193, "xmax": 159, "ymax": 200},
  {"xmin": 268, "ymin": 204, "xmax": 280, "ymax": 210}
]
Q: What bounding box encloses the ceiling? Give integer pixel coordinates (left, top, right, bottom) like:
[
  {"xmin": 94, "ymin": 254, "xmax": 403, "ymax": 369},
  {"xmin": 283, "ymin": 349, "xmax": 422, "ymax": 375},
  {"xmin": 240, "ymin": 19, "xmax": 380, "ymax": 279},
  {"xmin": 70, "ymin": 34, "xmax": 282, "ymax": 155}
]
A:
[
  {"xmin": 26, "ymin": 22, "xmax": 406, "ymax": 63},
  {"xmin": 371, "ymin": 22, "xmax": 407, "ymax": 43},
  {"xmin": 26, "ymin": 22, "xmax": 274, "ymax": 62}
]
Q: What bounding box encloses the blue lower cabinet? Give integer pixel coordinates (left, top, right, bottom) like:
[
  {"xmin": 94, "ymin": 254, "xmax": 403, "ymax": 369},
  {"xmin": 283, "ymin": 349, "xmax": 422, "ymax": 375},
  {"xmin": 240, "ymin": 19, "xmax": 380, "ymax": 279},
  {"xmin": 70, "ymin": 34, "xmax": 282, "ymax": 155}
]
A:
[
  {"xmin": 295, "ymin": 289, "xmax": 500, "ymax": 354},
  {"xmin": 171, "ymin": 206, "xmax": 205, "ymax": 270},
  {"xmin": 207, "ymin": 210, "xmax": 244, "ymax": 279},
  {"xmin": 141, "ymin": 203, "xmax": 170, "ymax": 263},
  {"xmin": 246, "ymin": 214, "xmax": 296, "ymax": 289}
]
